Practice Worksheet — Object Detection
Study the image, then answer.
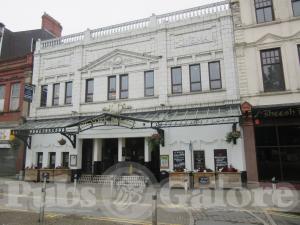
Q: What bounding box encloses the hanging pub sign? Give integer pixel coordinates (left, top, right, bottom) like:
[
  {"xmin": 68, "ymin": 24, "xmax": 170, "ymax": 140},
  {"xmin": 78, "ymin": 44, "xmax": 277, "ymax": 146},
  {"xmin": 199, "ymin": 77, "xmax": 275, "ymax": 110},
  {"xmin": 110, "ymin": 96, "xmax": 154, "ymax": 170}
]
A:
[
  {"xmin": 214, "ymin": 149, "xmax": 228, "ymax": 171},
  {"xmin": 24, "ymin": 84, "xmax": 35, "ymax": 102},
  {"xmin": 173, "ymin": 150, "xmax": 185, "ymax": 170},
  {"xmin": 253, "ymin": 106, "xmax": 300, "ymax": 119}
]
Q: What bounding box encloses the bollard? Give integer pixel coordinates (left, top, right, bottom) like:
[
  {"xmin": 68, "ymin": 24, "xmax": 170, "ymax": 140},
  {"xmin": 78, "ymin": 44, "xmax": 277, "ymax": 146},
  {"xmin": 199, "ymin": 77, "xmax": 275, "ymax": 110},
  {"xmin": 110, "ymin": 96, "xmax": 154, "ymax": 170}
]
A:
[
  {"xmin": 152, "ymin": 193, "xmax": 157, "ymax": 225},
  {"xmin": 38, "ymin": 173, "xmax": 48, "ymax": 223},
  {"xmin": 73, "ymin": 174, "xmax": 78, "ymax": 194},
  {"xmin": 271, "ymin": 176, "xmax": 278, "ymax": 207}
]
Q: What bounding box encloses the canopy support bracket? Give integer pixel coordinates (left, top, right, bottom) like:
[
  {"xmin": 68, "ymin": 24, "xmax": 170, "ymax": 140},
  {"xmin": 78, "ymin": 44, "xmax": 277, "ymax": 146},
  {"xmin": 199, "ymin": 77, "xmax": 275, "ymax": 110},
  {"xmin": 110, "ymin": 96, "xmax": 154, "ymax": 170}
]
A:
[
  {"xmin": 15, "ymin": 135, "xmax": 32, "ymax": 149},
  {"xmin": 60, "ymin": 133, "xmax": 76, "ymax": 148}
]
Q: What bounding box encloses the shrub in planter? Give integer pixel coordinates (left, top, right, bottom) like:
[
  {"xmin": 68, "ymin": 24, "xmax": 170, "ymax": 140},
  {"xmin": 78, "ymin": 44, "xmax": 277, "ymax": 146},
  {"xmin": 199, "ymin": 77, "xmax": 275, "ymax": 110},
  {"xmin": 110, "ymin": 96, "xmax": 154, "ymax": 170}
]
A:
[{"xmin": 226, "ymin": 131, "xmax": 241, "ymax": 144}]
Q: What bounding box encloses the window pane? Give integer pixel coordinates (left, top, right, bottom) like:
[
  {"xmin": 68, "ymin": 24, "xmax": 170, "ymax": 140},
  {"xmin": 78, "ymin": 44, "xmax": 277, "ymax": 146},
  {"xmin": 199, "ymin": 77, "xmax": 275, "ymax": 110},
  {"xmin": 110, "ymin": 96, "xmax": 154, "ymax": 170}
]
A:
[
  {"xmin": 190, "ymin": 65, "xmax": 201, "ymax": 82},
  {"xmin": 171, "ymin": 67, "xmax": 182, "ymax": 85},
  {"xmin": 278, "ymin": 125, "xmax": 300, "ymax": 145},
  {"xmin": 120, "ymin": 91, "xmax": 128, "ymax": 99},
  {"xmin": 87, "ymin": 79, "xmax": 93, "ymax": 94},
  {"xmin": 281, "ymin": 147, "xmax": 300, "ymax": 181},
  {"xmin": 108, "ymin": 92, "xmax": 116, "ymax": 100},
  {"xmin": 256, "ymin": 9, "xmax": 265, "ymax": 23},
  {"xmin": 255, "ymin": 126, "xmax": 277, "ymax": 146},
  {"xmin": 109, "ymin": 77, "xmax": 116, "ymax": 91},
  {"xmin": 293, "ymin": 1, "xmax": 300, "ymax": 17},
  {"xmin": 145, "ymin": 88, "xmax": 154, "ymax": 96},
  {"xmin": 210, "ymin": 80, "xmax": 222, "ymax": 89},
  {"xmin": 0, "ymin": 85, "xmax": 5, "ymax": 99},
  {"xmin": 52, "ymin": 83, "xmax": 59, "ymax": 106},
  {"xmin": 65, "ymin": 82, "xmax": 72, "ymax": 104},
  {"xmin": 10, "ymin": 83, "xmax": 20, "ymax": 110},
  {"xmin": 172, "ymin": 85, "xmax": 182, "ymax": 93},
  {"xmin": 257, "ymin": 147, "xmax": 281, "ymax": 181},
  {"xmin": 209, "ymin": 62, "xmax": 221, "ymax": 80},
  {"xmin": 40, "ymin": 85, "xmax": 47, "ymax": 107},
  {"xmin": 62, "ymin": 152, "xmax": 69, "ymax": 168},
  {"xmin": 145, "ymin": 71, "xmax": 154, "ymax": 88},
  {"xmin": 120, "ymin": 75, "xmax": 128, "ymax": 90},
  {"xmin": 261, "ymin": 49, "xmax": 285, "ymax": 92},
  {"xmin": 191, "ymin": 83, "xmax": 201, "ymax": 92},
  {"xmin": 264, "ymin": 7, "xmax": 273, "ymax": 22}
]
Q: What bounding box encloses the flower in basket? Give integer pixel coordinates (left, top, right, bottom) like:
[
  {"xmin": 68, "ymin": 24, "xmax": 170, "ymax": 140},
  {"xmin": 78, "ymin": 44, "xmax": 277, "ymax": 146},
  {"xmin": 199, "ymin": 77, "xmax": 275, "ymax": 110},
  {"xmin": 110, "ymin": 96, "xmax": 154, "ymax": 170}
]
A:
[
  {"xmin": 197, "ymin": 167, "xmax": 213, "ymax": 172},
  {"xmin": 221, "ymin": 164, "xmax": 238, "ymax": 172},
  {"xmin": 58, "ymin": 138, "xmax": 66, "ymax": 145},
  {"xmin": 148, "ymin": 133, "xmax": 163, "ymax": 147},
  {"xmin": 226, "ymin": 130, "xmax": 241, "ymax": 144}
]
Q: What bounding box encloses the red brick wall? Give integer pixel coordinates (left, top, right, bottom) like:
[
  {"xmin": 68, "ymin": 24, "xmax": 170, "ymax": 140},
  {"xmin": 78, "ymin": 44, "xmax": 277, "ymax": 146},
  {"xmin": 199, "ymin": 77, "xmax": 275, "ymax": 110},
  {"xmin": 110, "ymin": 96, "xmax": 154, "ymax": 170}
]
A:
[{"xmin": 42, "ymin": 13, "xmax": 62, "ymax": 37}]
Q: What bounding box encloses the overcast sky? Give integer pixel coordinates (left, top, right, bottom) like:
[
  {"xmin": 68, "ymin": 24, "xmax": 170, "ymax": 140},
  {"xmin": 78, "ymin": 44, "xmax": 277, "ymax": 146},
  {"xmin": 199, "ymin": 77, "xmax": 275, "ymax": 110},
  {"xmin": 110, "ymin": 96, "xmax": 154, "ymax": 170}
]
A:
[{"xmin": 1, "ymin": 0, "xmax": 221, "ymax": 36}]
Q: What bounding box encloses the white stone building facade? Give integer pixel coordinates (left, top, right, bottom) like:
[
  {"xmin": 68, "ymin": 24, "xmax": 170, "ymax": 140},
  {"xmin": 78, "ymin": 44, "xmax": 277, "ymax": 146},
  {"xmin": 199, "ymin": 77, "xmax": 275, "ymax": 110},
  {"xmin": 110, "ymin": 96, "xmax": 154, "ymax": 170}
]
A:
[
  {"xmin": 232, "ymin": 0, "xmax": 300, "ymax": 183},
  {"xmin": 20, "ymin": 1, "xmax": 245, "ymax": 177}
]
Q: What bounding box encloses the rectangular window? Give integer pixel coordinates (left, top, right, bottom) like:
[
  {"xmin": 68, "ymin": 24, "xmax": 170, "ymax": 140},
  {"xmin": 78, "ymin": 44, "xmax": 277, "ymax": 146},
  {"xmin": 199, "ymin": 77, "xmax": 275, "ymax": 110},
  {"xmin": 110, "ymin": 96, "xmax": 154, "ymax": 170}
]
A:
[
  {"xmin": 260, "ymin": 48, "xmax": 285, "ymax": 92},
  {"xmin": 37, "ymin": 152, "xmax": 43, "ymax": 169},
  {"xmin": 214, "ymin": 149, "xmax": 228, "ymax": 171},
  {"xmin": 9, "ymin": 83, "xmax": 20, "ymax": 111},
  {"xmin": 108, "ymin": 76, "xmax": 116, "ymax": 100},
  {"xmin": 52, "ymin": 83, "xmax": 60, "ymax": 106},
  {"xmin": 208, "ymin": 61, "xmax": 222, "ymax": 90},
  {"xmin": 189, "ymin": 64, "xmax": 201, "ymax": 92},
  {"xmin": 292, "ymin": 0, "xmax": 300, "ymax": 16},
  {"xmin": 144, "ymin": 71, "xmax": 154, "ymax": 96},
  {"xmin": 255, "ymin": 0, "xmax": 274, "ymax": 23},
  {"xmin": 120, "ymin": 74, "xmax": 128, "ymax": 99},
  {"xmin": 49, "ymin": 152, "xmax": 56, "ymax": 169},
  {"xmin": 62, "ymin": 152, "xmax": 69, "ymax": 168},
  {"xmin": 171, "ymin": 67, "xmax": 182, "ymax": 94},
  {"xmin": 85, "ymin": 79, "xmax": 94, "ymax": 102},
  {"xmin": 40, "ymin": 85, "xmax": 48, "ymax": 107},
  {"xmin": 65, "ymin": 81, "xmax": 72, "ymax": 105},
  {"xmin": 0, "ymin": 85, "xmax": 5, "ymax": 111}
]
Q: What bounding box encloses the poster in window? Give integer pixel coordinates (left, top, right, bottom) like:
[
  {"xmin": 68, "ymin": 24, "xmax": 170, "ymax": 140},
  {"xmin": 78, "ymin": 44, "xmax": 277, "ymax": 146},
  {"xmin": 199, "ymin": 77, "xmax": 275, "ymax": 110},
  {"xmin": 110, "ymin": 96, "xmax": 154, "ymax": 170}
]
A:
[
  {"xmin": 173, "ymin": 150, "xmax": 185, "ymax": 170},
  {"xmin": 193, "ymin": 150, "xmax": 205, "ymax": 170},
  {"xmin": 70, "ymin": 155, "xmax": 77, "ymax": 167},
  {"xmin": 214, "ymin": 149, "xmax": 228, "ymax": 171},
  {"xmin": 160, "ymin": 155, "xmax": 169, "ymax": 169}
]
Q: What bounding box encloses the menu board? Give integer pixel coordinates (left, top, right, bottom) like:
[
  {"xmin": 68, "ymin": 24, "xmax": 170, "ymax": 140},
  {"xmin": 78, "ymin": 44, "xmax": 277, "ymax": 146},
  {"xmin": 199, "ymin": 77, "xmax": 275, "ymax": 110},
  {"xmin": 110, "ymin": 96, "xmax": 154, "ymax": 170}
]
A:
[
  {"xmin": 214, "ymin": 149, "xmax": 228, "ymax": 171},
  {"xmin": 173, "ymin": 150, "xmax": 185, "ymax": 170},
  {"xmin": 193, "ymin": 150, "xmax": 205, "ymax": 170}
]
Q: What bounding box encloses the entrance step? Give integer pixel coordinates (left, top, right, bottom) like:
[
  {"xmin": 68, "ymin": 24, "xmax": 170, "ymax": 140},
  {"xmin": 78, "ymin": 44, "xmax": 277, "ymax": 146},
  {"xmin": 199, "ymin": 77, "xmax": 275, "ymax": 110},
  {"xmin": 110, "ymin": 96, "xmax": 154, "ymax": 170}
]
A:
[{"xmin": 78, "ymin": 174, "xmax": 149, "ymax": 187}]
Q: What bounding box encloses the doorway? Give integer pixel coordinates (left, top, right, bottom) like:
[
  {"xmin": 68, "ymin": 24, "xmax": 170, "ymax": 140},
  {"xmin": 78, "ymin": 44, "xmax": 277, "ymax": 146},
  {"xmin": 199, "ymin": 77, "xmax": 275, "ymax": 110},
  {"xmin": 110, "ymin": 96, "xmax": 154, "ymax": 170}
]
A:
[
  {"xmin": 125, "ymin": 138, "xmax": 144, "ymax": 163},
  {"xmin": 82, "ymin": 139, "xmax": 93, "ymax": 174},
  {"xmin": 102, "ymin": 139, "xmax": 118, "ymax": 172}
]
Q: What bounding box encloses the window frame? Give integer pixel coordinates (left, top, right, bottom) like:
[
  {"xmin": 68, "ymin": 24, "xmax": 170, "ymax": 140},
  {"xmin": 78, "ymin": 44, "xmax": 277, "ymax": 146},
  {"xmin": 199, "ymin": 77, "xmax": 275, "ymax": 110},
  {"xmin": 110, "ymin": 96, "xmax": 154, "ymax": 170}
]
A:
[
  {"xmin": 208, "ymin": 61, "xmax": 222, "ymax": 90},
  {"xmin": 40, "ymin": 85, "xmax": 48, "ymax": 107},
  {"xmin": 62, "ymin": 152, "xmax": 69, "ymax": 168},
  {"xmin": 52, "ymin": 83, "xmax": 60, "ymax": 106},
  {"xmin": 9, "ymin": 82, "xmax": 20, "ymax": 111},
  {"xmin": 119, "ymin": 74, "xmax": 129, "ymax": 99},
  {"xmin": 49, "ymin": 152, "xmax": 56, "ymax": 169},
  {"xmin": 189, "ymin": 64, "xmax": 202, "ymax": 92},
  {"xmin": 64, "ymin": 81, "xmax": 72, "ymax": 105},
  {"xmin": 171, "ymin": 66, "xmax": 183, "ymax": 94},
  {"xmin": 144, "ymin": 70, "xmax": 154, "ymax": 97},
  {"xmin": 292, "ymin": 0, "xmax": 300, "ymax": 17},
  {"xmin": 254, "ymin": 0, "xmax": 275, "ymax": 23},
  {"xmin": 108, "ymin": 76, "xmax": 117, "ymax": 100},
  {"xmin": 85, "ymin": 79, "xmax": 94, "ymax": 103},
  {"xmin": 37, "ymin": 152, "xmax": 43, "ymax": 169},
  {"xmin": 260, "ymin": 48, "xmax": 285, "ymax": 92}
]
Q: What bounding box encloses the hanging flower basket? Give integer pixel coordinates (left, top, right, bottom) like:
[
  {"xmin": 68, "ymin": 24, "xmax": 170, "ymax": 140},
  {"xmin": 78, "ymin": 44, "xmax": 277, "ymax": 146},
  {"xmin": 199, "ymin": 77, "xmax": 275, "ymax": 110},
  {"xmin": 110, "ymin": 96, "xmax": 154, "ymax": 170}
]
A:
[
  {"xmin": 226, "ymin": 131, "xmax": 241, "ymax": 144},
  {"xmin": 58, "ymin": 138, "xmax": 66, "ymax": 145},
  {"xmin": 148, "ymin": 133, "xmax": 163, "ymax": 148}
]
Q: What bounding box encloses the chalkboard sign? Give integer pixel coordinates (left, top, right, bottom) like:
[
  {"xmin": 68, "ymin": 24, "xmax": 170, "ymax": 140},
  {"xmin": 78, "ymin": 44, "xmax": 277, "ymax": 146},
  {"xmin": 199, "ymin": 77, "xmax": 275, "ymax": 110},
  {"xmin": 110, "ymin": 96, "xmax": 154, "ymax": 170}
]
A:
[
  {"xmin": 173, "ymin": 150, "xmax": 185, "ymax": 170},
  {"xmin": 193, "ymin": 150, "xmax": 205, "ymax": 170},
  {"xmin": 214, "ymin": 149, "xmax": 228, "ymax": 171},
  {"xmin": 199, "ymin": 176, "xmax": 209, "ymax": 184}
]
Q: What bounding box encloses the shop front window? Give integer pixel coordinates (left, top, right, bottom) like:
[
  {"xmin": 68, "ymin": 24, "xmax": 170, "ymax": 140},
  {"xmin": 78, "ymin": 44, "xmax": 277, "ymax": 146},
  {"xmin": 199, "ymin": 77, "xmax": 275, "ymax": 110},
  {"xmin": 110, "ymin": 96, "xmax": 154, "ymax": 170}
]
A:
[
  {"xmin": 9, "ymin": 83, "xmax": 20, "ymax": 111},
  {"xmin": 49, "ymin": 152, "xmax": 56, "ymax": 169}
]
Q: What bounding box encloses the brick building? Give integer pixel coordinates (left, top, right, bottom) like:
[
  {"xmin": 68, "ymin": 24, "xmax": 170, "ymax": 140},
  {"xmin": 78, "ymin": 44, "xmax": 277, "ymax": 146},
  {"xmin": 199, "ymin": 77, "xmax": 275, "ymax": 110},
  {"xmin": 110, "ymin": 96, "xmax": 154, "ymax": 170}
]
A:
[{"xmin": 0, "ymin": 13, "xmax": 62, "ymax": 177}]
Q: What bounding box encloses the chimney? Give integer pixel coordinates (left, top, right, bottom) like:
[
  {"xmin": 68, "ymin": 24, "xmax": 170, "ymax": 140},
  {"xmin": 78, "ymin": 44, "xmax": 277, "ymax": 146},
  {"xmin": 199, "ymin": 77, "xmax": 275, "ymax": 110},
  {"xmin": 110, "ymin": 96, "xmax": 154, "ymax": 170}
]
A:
[{"xmin": 41, "ymin": 13, "xmax": 62, "ymax": 38}]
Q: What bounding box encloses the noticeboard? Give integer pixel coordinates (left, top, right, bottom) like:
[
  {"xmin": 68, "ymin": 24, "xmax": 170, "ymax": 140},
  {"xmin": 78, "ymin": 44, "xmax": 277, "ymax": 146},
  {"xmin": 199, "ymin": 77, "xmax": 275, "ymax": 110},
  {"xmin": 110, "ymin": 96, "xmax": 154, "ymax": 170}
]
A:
[
  {"xmin": 214, "ymin": 149, "xmax": 228, "ymax": 171},
  {"xmin": 173, "ymin": 150, "xmax": 185, "ymax": 170}
]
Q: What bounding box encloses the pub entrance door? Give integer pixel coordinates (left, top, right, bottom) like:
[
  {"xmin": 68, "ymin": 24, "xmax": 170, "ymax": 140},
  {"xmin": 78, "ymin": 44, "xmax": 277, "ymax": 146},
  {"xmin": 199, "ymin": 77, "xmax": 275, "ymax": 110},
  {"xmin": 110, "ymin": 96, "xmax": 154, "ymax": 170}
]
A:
[{"xmin": 82, "ymin": 139, "xmax": 93, "ymax": 174}]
